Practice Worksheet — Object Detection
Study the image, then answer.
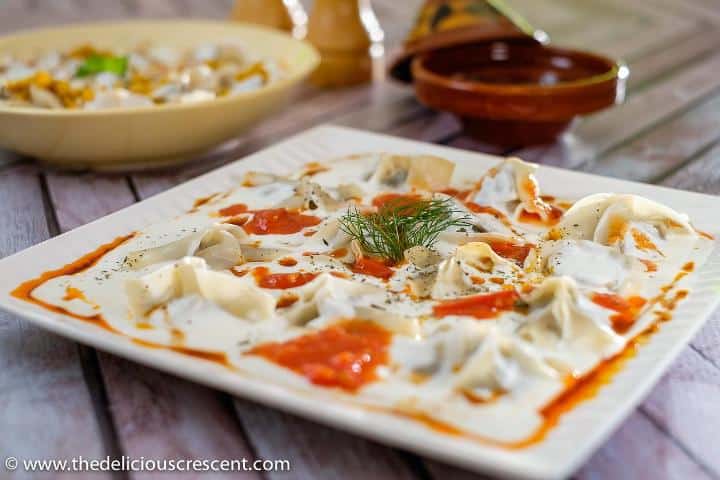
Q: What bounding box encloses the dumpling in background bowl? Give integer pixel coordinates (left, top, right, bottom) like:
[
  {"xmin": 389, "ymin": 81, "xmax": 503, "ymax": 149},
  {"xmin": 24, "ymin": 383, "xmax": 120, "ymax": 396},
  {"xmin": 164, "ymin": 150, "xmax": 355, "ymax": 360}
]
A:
[{"xmin": 0, "ymin": 20, "xmax": 319, "ymax": 171}]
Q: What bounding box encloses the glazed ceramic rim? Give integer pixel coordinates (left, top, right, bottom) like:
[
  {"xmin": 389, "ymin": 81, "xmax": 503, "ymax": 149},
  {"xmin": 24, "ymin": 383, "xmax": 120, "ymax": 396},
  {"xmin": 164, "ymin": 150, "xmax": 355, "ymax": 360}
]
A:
[
  {"xmin": 0, "ymin": 20, "xmax": 320, "ymax": 117},
  {"xmin": 411, "ymin": 43, "xmax": 626, "ymax": 95}
]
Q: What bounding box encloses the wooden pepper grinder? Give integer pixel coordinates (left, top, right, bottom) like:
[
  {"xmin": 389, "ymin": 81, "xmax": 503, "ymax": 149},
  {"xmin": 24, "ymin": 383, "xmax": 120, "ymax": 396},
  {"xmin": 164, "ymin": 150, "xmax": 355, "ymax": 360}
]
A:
[
  {"xmin": 306, "ymin": 0, "xmax": 385, "ymax": 88},
  {"xmin": 230, "ymin": 0, "xmax": 308, "ymax": 38}
]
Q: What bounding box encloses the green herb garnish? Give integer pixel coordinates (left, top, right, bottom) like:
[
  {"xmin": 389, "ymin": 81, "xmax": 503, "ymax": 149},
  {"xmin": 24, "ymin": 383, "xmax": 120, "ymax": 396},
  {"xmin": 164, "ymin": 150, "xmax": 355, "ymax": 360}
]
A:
[
  {"xmin": 76, "ymin": 54, "xmax": 128, "ymax": 78},
  {"xmin": 338, "ymin": 198, "xmax": 472, "ymax": 263}
]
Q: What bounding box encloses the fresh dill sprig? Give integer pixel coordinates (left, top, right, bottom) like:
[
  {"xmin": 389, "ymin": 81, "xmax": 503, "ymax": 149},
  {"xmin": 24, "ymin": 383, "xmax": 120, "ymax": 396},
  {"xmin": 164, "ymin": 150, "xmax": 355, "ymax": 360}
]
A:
[{"xmin": 338, "ymin": 197, "xmax": 472, "ymax": 262}]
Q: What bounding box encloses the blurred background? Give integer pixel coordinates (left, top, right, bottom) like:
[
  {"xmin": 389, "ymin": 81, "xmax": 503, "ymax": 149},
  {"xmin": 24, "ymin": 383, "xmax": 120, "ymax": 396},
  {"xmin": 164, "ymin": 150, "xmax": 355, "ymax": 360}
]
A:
[
  {"xmin": 0, "ymin": 0, "xmax": 704, "ymax": 56},
  {"xmin": 2, "ymin": 0, "xmax": 714, "ymax": 168}
]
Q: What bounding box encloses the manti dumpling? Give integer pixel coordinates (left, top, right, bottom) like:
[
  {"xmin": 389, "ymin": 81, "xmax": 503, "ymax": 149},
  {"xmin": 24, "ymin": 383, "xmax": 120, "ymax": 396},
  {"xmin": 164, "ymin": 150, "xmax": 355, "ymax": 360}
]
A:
[
  {"xmin": 124, "ymin": 223, "xmax": 293, "ymax": 270},
  {"xmin": 528, "ymin": 239, "xmax": 636, "ymax": 291},
  {"xmin": 515, "ymin": 276, "xmax": 625, "ymax": 368},
  {"xmin": 432, "ymin": 242, "xmax": 522, "ymax": 299},
  {"xmin": 125, "ymin": 223, "xmax": 249, "ymax": 270},
  {"xmin": 125, "ymin": 257, "xmax": 277, "ymax": 352},
  {"xmin": 439, "ymin": 196, "xmax": 516, "ymax": 238},
  {"xmin": 469, "ymin": 157, "xmax": 556, "ymax": 223},
  {"xmin": 275, "ymin": 177, "xmax": 344, "ymax": 213},
  {"xmin": 552, "ymin": 193, "xmax": 696, "ymax": 260},
  {"xmin": 125, "ymin": 257, "xmax": 275, "ymax": 320},
  {"xmin": 283, "ymin": 273, "xmax": 420, "ymax": 335},
  {"xmin": 369, "ymin": 154, "xmax": 455, "ymax": 191},
  {"xmin": 392, "ymin": 317, "xmax": 559, "ymax": 399},
  {"xmin": 390, "ymin": 246, "xmax": 443, "ymax": 298}
]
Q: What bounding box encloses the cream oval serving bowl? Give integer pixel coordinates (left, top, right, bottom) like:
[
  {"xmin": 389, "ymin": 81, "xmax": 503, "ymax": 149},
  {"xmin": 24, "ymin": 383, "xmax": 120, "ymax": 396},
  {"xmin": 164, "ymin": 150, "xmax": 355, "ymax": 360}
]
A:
[{"xmin": 0, "ymin": 21, "xmax": 320, "ymax": 171}]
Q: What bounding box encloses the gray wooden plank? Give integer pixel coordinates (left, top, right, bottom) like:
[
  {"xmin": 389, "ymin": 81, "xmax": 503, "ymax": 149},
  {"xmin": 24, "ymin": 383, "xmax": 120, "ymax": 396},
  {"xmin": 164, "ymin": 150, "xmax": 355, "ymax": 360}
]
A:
[
  {"xmin": 429, "ymin": 3, "xmax": 720, "ymax": 159},
  {"xmin": 445, "ymin": 136, "xmax": 507, "ymax": 156},
  {"xmin": 659, "ymin": 141, "xmax": 720, "ymax": 405},
  {"xmin": 622, "ymin": 28, "xmax": 720, "ymax": 92},
  {"xmin": 557, "ymin": 0, "xmax": 698, "ymax": 61},
  {"xmin": 101, "ymin": 353, "xmax": 259, "ymax": 480},
  {"xmin": 513, "ymin": 78, "xmax": 720, "ymax": 480},
  {"xmin": 653, "ymin": 0, "xmax": 720, "ymax": 24},
  {"xmin": 129, "ymin": 133, "xmax": 421, "ymax": 480},
  {"xmin": 169, "ymin": 0, "xmax": 231, "ymax": 18},
  {"xmin": 1, "ymin": 1, "xmax": 716, "ymax": 478},
  {"xmin": 640, "ymin": 348, "xmax": 720, "ymax": 476},
  {"xmin": 514, "ymin": 52, "xmax": 720, "ymax": 169},
  {"xmin": 335, "ymin": 86, "xmax": 426, "ymax": 131},
  {"xmin": 577, "ymin": 411, "xmax": 714, "ymax": 480},
  {"xmin": 388, "ymin": 112, "xmax": 460, "ymax": 143},
  {"xmin": 44, "ymin": 172, "xmax": 261, "ymax": 480},
  {"xmin": 659, "ymin": 140, "xmax": 720, "ymax": 196},
  {"xmin": 0, "ymin": 150, "xmax": 23, "ymax": 169},
  {"xmin": 420, "ymin": 22, "xmax": 720, "ymax": 480},
  {"xmin": 123, "ymin": 0, "xmax": 714, "ymax": 196},
  {"xmin": 425, "ymin": 410, "xmax": 716, "ymax": 480},
  {"xmin": 129, "ymin": 0, "xmax": 179, "ymax": 17},
  {"xmin": 0, "ymin": 0, "xmax": 133, "ymax": 32},
  {"xmin": 585, "ymin": 93, "xmax": 720, "ymax": 183},
  {"xmin": 131, "ymin": 84, "xmax": 374, "ymax": 198},
  {"xmin": 510, "ymin": 53, "xmax": 720, "ymax": 480},
  {"xmin": 0, "ymin": 165, "xmax": 110, "ymax": 480},
  {"xmin": 45, "ymin": 174, "xmax": 136, "ymax": 233},
  {"xmin": 0, "ymin": 0, "xmax": 242, "ymax": 33},
  {"xmin": 127, "ymin": 3, "xmax": 424, "ymax": 474},
  {"xmin": 235, "ymin": 399, "xmax": 418, "ymax": 480},
  {"xmin": 334, "ymin": 3, "xmax": 720, "ymax": 153}
]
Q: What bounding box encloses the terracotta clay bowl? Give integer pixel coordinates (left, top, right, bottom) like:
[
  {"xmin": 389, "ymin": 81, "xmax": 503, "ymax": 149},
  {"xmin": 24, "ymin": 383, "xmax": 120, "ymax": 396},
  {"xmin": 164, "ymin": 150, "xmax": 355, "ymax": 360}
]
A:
[{"xmin": 412, "ymin": 39, "xmax": 628, "ymax": 147}]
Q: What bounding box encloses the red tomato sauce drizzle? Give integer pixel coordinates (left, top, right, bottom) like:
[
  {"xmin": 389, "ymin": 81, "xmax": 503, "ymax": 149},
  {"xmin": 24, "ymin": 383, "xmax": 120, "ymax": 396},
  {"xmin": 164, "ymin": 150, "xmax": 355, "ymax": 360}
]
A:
[
  {"xmin": 697, "ymin": 230, "xmax": 714, "ymax": 240},
  {"xmin": 10, "ymin": 234, "xmax": 135, "ymax": 333},
  {"xmin": 302, "ymin": 162, "xmax": 331, "ymax": 177},
  {"xmin": 276, "ymin": 293, "xmax": 300, "ymax": 308},
  {"xmin": 639, "ymin": 259, "xmax": 658, "ymax": 273},
  {"xmin": 330, "ymin": 248, "xmax": 348, "ymax": 258},
  {"xmin": 517, "ymin": 206, "xmax": 564, "ymax": 226},
  {"xmin": 243, "ymin": 208, "xmax": 321, "ymax": 235},
  {"xmin": 10, "ymin": 214, "xmax": 701, "ymax": 451},
  {"xmin": 438, "ymin": 188, "xmax": 471, "ymax": 201},
  {"xmin": 278, "ymin": 257, "xmax": 298, "ymax": 267},
  {"xmin": 413, "ymin": 260, "xmax": 696, "ymax": 446},
  {"xmin": 433, "ymin": 290, "xmax": 520, "ymax": 320},
  {"xmin": 217, "ymin": 203, "xmax": 249, "ymax": 216},
  {"xmin": 217, "ymin": 204, "xmax": 321, "ymax": 235},
  {"xmin": 189, "ymin": 193, "xmax": 221, "ymax": 212},
  {"xmin": 631, "ymin": 228, "xmax": 661, "ymax": 254},
  {"xmin": 349, "ymin": 257, "xmax": 395, "ymax": 280},
  {"xmin": 10, "ymin": 232, "xmax": 233, "ymax": 369},
  {"xmin": 63, "ymin": 286, "xmax": 88, "ymax": 302},
  {"xmin": 371, "ymin": 192, "xmax": 422, "ymax": 210},
  {"xmin": 132, "ymin": 338, "xmax": 231, "ymax": 367},
  {"xmin": 249, "ymin": 320, "xmax": 391, "ymax": 392},
  {"xmin": 591, "ymin": 293, "xmax": 647, "ymax": 334},
  {"xmin": 252, "ymin": 266, "xmax": 319, "ymax": 289},
  {"xmin": 465, "ymin": 202, "xmax": 514, "ymax": 228},
  {"xmin": 485, "ymin": 239, "xmax": 534, "ymax": 265},
  {"xmin": 402, "ymin": 310, "xmax": 664, "ymax": 448}
]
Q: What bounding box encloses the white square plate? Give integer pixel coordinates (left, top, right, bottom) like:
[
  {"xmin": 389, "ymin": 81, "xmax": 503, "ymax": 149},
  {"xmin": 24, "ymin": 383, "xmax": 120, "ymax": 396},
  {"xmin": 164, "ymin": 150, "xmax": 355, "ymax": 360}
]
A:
[{"xmin": 1, "ymin": 126, "xmax": 719, "ymax": 480}]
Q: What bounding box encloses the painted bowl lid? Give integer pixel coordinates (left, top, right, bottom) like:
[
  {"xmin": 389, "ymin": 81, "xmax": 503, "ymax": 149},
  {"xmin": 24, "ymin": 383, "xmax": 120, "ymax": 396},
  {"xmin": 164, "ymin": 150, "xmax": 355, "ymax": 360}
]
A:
[{"xmin": 389, "ymin": 0, "xmax": 548, "ymax": 82}]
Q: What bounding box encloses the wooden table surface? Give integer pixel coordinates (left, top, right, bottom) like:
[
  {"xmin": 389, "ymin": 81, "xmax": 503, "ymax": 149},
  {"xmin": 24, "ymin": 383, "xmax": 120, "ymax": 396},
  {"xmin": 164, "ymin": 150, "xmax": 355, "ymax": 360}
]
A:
[{"xmin": 2, "ymin": 0, "xmax": 720, "ymax": 478}]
